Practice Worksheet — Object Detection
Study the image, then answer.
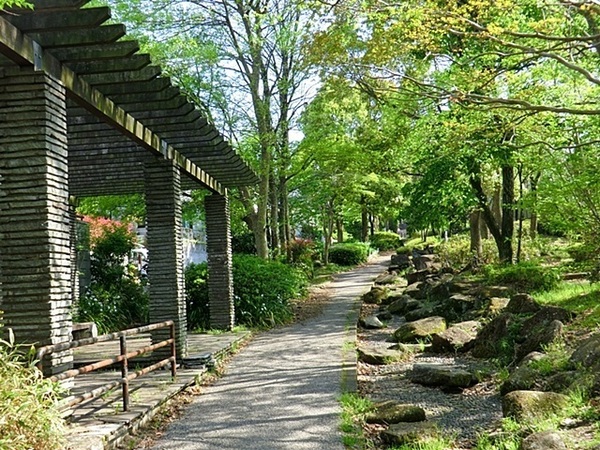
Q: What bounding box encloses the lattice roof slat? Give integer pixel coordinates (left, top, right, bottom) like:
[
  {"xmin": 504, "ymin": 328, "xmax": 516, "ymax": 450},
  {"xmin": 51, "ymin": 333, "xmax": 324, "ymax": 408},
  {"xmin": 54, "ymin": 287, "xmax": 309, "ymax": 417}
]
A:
[{"xmin": 0, "ymin": 4, "xmax": 258, "ymax": 192}]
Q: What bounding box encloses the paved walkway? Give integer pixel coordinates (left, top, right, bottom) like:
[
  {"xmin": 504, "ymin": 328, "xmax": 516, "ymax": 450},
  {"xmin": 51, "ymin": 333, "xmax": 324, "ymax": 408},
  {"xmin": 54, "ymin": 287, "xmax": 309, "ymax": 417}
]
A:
[{"xmin": 150, "ymin": 255, "xmax": 389, "ymax": 450}]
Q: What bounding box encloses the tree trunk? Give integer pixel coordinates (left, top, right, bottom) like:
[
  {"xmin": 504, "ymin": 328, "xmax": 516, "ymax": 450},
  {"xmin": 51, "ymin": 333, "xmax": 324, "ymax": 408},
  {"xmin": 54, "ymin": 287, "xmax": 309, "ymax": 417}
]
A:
[
  {"xmin": 470, "ymin": 167, "xmax": 514, "ymax": 264},
  {"xmin": 336, "ymin": 218, "xmax": 344, "ymax": 243},
  {"xmin": 361, "ymin": 196, "xmax": 368, "ymax": 242},
  {"xmin": 492, "ymin": 184, "xmax": 502, "ymax": 230},
  {"xmin": 469, "ymin": 210, "xmax": 483, "ymax": 261},
  {"xmin": 500, "ymin": 165, "xmax": 514, "ymax": 263},
  {"xmin": 269, "ymin": 174, "xmax": 279, "ymax": 255},
  {"xmin": 529, "ymin": 173, "xmax": 540, "ymax": 239},
  {"xmin": 516, "ymin": 164, "xmax": 524, "ymax": 263}
]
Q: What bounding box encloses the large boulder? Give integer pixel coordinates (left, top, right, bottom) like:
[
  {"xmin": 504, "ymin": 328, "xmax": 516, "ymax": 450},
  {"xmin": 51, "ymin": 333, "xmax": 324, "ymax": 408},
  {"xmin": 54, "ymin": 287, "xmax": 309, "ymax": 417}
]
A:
[
  {"xmin": 413, "ymin": 253, "xmax": 438, "ymax": 271},
  {"xmin": 365, "ymin": 401, "xmax": 426, "ymax": 424},
  {"xmin": 520, "ymin": 306, "xmax": 573, "ymax": 332},
  {"xmin": 374, "ymin": 273, "xmax": 398, "ymax": 285},
  {"xmin": 360, "ymin": 315, "xmax": 386, "ymax": 329},
  {"xmin": 505, "ymin": 293, "xmax": 541, "ymax": 314},
  {"xmin": 569, "ymin": 333, "xmax": 600, "ymax": 370},
  {"xmin": 500, "ymin": 352, "xmax": 545, "ymax": 395},
  {"xmin": 404, "ymin": 282, "xmax": 427, "ymax": 300},
  {"xmin": 409, "ymin": 363, "xmax": 475, "ymax": 388},
  {"xmin": 362, "ymin": 286, "xmax": 388, "ymax": 304},
  {"xmin": 514, "ymin": 320, "xmax": 563, "ymax": 362},
  {"xmin": 393, "ymin": 316, "xmax": 447, "ymax": 343},
  {"xmin": 502, "ymin": 390, "xmax": 569, "ymax": 420},
  {"xmin": 404, "ymin": 306, "xmax": 439, "ymax": 322},
  {"xmin": 391, "ymin": 252, "xmax": 411, "ymax": 269},
  {"xmin": 521, "ymin": 431, "xmax": 567, "ymax": 450},
  {"xmin": 381, "ymin": 422, "xmax": 438, "ymax": 445},
  {"xmin": 406, "ymin": 269, "xmax": 433, "ymax": 285},
  {"xmin": 357, "ymin": 346, "xmax": 402, "ymax": 365},
  {"xmin": 388, "ymin": 295, "xmax": 421, "ymax": 316},
  {"xmin": 431, "ymin": 321, "xmax": 481, "ymax": 353},
  {"xmin": 440, "ymin": 293, "xmax": 477, "ymax": 320},
  {"xmin": 472, "ymin": 313, "xmax": 514, "ymax": 358}
]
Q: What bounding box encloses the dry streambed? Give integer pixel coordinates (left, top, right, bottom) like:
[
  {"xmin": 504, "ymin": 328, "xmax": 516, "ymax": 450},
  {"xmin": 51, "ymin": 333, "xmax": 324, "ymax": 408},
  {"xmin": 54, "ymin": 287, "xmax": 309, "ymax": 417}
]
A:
[{"xmin": 355, "ymin": 253, "xmax": 600, "ymax": 449}]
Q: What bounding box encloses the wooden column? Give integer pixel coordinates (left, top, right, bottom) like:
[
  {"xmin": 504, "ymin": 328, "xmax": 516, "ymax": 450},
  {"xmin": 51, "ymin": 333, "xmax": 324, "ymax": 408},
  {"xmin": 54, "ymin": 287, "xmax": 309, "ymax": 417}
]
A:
[
  {"xmin": 205, "ymin": 192, "xmax": 234, "ymax": 330},
  {"xmin": 144, "ymin": 159, "xmax": 187, "ymax": 358},
  {"xmin": 0, "ymin": 67, "xmax": 73, "ymax": 376}
]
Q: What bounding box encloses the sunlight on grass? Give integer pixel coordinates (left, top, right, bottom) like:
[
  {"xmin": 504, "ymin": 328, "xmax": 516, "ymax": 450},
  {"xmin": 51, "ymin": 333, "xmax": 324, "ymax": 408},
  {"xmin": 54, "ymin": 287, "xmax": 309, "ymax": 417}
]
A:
[
  {"xmin": 339, "ymin": 392, "xmax": 372, "ymax": 449},
  {"xmin": 534, "ymin": 281, "xmax": 600, "ymax": 329}
]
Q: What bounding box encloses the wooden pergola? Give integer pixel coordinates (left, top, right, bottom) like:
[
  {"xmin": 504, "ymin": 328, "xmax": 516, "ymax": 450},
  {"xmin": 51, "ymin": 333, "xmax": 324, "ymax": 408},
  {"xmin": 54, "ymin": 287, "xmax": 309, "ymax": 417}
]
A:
[{"xmin": 0, "ymin": 0, "xmax": 257, "ymax": 375}]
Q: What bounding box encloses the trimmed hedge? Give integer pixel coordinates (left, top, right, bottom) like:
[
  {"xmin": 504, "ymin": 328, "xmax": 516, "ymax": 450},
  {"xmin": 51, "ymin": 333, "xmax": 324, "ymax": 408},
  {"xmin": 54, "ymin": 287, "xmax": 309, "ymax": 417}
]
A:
[
  {"xmin": 329, "ymin": 243, "xmax": 371, "ymax": 266},
  {"xmin": 185, "ymin": 255, "xmax": 308, "ymax": 330},
  {"xmin": 369, "ymin": 231, "xmax": 402, "ymax": 251}
]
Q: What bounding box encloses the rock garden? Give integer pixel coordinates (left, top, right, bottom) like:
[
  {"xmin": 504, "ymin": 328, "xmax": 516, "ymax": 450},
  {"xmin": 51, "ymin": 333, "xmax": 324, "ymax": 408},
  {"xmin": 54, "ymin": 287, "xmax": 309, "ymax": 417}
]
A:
[{"xmin": 355, "ymin": 248, "xmax": 600, "ymax": 449}]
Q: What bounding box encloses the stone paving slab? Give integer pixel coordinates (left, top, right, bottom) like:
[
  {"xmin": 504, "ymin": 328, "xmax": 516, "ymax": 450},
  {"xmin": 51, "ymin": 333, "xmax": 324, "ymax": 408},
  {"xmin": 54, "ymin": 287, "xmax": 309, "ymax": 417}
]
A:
[{"xmin": 64, "ymin": 331, "xmax": 251, "ymax": 450}]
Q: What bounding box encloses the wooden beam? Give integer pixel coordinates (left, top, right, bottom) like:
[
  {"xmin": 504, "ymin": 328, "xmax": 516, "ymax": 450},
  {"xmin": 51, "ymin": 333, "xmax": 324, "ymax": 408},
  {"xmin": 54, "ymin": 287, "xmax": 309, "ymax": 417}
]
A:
[
  {"xmin": 65, "ymin": 54, "xmax": 150, "ymax": 74},
  {"xmin": 95, "ymin": 77, "xmax": 171, "ymax": 95},
  {"xmin": 49, "ymin": 40, "xmax": 139, "ymax": 62},
  {"xmin": 27, "ymin": 24, "xmax": 125, "ymax": 47},
  {"xmin": 0, "ymin": 16, "xmax": 224, "ymax": 194},
  {"xmin": 82, "ymin": 65, "xmax": 161, "ymax": 86},
  {"xmin": 2, "ymin": 8, "xmax": 111, "ymax": 32},
  {"xmin": 14, "ymin": 0, "xmax": 93, "ymax": 11}
]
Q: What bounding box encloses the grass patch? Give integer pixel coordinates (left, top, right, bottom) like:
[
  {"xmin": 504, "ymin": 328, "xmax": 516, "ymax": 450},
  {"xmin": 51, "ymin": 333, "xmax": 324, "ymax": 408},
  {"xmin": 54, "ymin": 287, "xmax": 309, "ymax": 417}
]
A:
[
  {"xmin": 534, "ymin": 281, "xmax": 600, "ymax": 329},
  {"xmin": 339, "ymin": 392, "xmax": 372, "ymax": 449},
  {"xmin": 388, "ymin": 435, "xmax": 454, "ymax": 450}
]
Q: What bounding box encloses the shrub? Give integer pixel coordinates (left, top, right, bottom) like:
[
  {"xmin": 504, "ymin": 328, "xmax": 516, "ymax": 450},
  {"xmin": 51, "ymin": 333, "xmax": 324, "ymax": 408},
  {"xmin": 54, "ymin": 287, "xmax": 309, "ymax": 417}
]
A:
[
  {"xmin": 437, "ymin": 235, "xmax": 498, "ymax": 268},
  {"xmin": 482, "ymin": 261, "xmax": 561, "ymax": 292},
  {"xmin": 368, "ymin": 231, "xmax": 402, "ymax": 251},
  {"xmin": 76, "ymin": 218, "xmax": 148, "ymax": 333},
  {"xmin": 185, "ymin": 255, "xmax": 308, "ymax": 330},
  {"xmin": 329, "ymin": 243, "xmax": 371, "ymax": 266},
  {"xmin": 0, "ymin": 328, "xmax": 65, "ymax": 450},
  {"xmin": 233, "ymin": 255, "xmax": 307, "ymax": 328},
  {"xmin": 185, "ymin": 262, "xmax": 210, "ymax": 330}
]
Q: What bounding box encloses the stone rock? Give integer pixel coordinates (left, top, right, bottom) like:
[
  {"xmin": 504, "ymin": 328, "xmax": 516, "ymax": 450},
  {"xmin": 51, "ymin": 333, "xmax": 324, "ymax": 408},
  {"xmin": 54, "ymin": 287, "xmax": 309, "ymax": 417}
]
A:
[
  {"xmin": 377, "ymin": 309, "xmax": 393, "ymax": 321},
  {"xmin": 362, "ymin": 286, "xmax": 388, "ymax": 304},
  {"xmin": 569, "ymin": 333, "xmax": 600, "ymax": 370},
  {"xmin": 431, "ymin": 321, "xmax": 481, "ymax": 353},
  {"xmin": 404, "ymin": 282, "xmax": 426, "ymax": 300},
  {"xmin": 393, "ymin": 316, "xmax": 447, "ymax": 343},
  {"xmin": 413, "ymin": 254, "xmax": 438, "ymax": 271},
  {"xmin": 502, "ymin": 390, "xmax": 569, "ymax": 420},
  {"xmin": 404, "ymin": 306, "xmax": 438, "ymax": 322},
  {"xmin": 391, "ymin": 252, "xmax": 411, "ymax": 269},
  {"xmin": 406, "ymin": 269, "xmax": 433, "ymax": 285},
  {"xmin": 388, "ymin": 295, "xmax": 421, "ymax": 316},
  {"xmin": 500, "ymin": 352, "xmax": 546, "ymax": 395},
  {"xmin": 505, "ymin": 293, "xmax": 541, "ymax": 314},
  {"xmin": 375, "ymin": 273, "xmax": 398, "ymax": 285},
  {"xmin": 521, "ymin": 306, "xmax": 573, "ymax": 333},
  {"xmin": 472, "ymin": 313, "xmax": 513, "ymax": 358},
  {"xmin": 381, "ymin": 422, "xmax": 438, "ymax": 445},
  {"xmin": 409, "ymin": 363, "xmax": 475, "ymax": 388},
  {"xmin": 515, "ymin": 319, "xmax": 563, "ymax": 362},
  {"xmin": 425, "ymin": 273, "xmax": 455, "ymax": 301},
  {"xmin": 365, "ymin": 401, "xmax": 426, "ymax": 424},
  {"xmin": 545, "ymin": 371, "xmax": 579, "ymax": 393},
  {"xmin": 478, "ymin": 285, "xmax": 512, "ymax": 299},
  {"xmin": 442, "ymin": 293, "xmax": 477, "ymax": 319},
  {"xmin": 388, "ymin": 342, "xmax": 430, "ymax": 353},
  {"xmin": 521, "ymin": 431, "xmax": 567, "ymax": 450},
  {"xmin": 360, "ymin": 315, "xmax": 386, "ymax": 329},
  {"xmin": 357, "ymin": 346, "xmax": 401, "ymax": 365},
  {"xmin": 487, "ymin": 297, "xmax": 510, "ymax": 315}
]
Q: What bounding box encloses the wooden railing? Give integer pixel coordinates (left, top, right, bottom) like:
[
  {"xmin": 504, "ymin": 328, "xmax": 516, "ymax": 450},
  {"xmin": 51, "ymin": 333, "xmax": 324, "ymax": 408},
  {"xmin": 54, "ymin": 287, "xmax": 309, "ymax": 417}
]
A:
[{"xmin": 36, "ymin": 321, "xmax": 176, "ymax": 412}]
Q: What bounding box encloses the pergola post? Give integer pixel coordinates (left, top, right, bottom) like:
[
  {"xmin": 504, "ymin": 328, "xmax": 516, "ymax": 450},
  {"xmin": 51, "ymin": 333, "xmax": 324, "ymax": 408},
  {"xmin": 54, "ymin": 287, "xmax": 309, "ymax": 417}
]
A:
[
  {"xmin": 144, "ymin": 159, "xmax": 187, "ymax": 358},
  {"xmin": 205, "ymin": 192, "xmax": 235, "ymax": 330},
  {"xmin": 0, "ymin": 67, "xmax": 73, "ymax": 376}
]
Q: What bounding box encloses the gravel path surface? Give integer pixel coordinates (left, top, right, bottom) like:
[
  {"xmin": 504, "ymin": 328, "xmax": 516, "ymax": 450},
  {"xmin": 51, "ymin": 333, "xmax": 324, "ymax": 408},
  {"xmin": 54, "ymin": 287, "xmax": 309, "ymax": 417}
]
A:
[
  {"xmin": 359, "ymin": 297, "xmax": 503, "ymax": 449},
  {"xmin": 150, "ymin": 255, "xmax": 389, "ymax": 450}
]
